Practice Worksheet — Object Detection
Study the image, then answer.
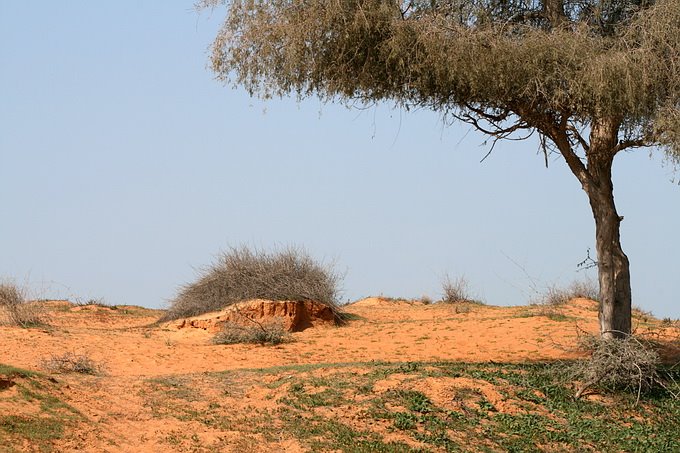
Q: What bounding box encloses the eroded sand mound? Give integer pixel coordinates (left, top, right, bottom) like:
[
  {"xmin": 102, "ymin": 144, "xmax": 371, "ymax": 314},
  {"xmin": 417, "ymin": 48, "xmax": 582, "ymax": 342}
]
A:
[{"xmin": 169, "ymin": 299, "xmax": 338, "ymax": 332}]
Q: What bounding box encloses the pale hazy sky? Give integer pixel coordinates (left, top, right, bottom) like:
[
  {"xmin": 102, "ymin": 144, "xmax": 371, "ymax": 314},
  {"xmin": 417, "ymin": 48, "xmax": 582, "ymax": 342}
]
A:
[{"xmin": 2, "ymin": 2, "xmax": 679, "ymax": 318}]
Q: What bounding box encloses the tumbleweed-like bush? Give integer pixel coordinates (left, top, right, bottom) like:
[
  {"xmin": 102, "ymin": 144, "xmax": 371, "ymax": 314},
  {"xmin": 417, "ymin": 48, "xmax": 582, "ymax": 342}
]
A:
[
  {"xmin": 441, "ymin": 275, "xmax": 482, "ymax": 304},
  {"xmin": 0, "ymin": 282, "xmax": 44, "ymax": 328},
  {"xmin": 40, "ymin": 352, "xmax": 103, "ymax": 375},
  {"xmin": 161, "ymin": 246, "xmax": 342, "ymax": 322},
  {"xmin": 571, "ymin": 334, "xmax": 675, "ymax": 402}
]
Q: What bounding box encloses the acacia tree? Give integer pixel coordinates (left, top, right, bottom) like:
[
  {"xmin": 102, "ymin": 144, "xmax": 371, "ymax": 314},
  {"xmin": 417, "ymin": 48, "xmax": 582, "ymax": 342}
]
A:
[{"xmin": 201, "ymin": 0, "xmax": 680, "ymax": 338}]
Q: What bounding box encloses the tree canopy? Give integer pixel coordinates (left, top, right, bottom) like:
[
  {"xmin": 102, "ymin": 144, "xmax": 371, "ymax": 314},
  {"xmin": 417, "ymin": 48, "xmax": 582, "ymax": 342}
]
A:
[{"xmin": 203, "ymin": 0, "xmax": 680, "ymax": 162}]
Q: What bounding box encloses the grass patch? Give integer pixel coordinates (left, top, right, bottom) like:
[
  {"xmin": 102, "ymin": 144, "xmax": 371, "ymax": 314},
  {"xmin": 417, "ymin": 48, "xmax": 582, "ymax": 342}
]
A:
[
  {"xmin": 137, "ymin": 360, "xmax": 679, "ymax": 452},
  {"xmin": 0, "ymin": 416, "xmax": 64, "ymax": 442},
  {"xmin": 257, "ymin": 361, "xmax": 679, "ymax": 452},
  {"xmin": 0, "ymin": 363, "xmax": 37, "ymax": 379},
  {"xmin": 0, "ymin": 363, "xmax": 85, "ymax": 451}
]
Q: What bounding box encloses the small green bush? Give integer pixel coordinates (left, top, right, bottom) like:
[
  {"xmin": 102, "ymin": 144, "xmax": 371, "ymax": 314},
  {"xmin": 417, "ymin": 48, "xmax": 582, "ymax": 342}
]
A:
[{"xmin": 162, "ymin": 245, "xmax": 342, "ymax": 322}]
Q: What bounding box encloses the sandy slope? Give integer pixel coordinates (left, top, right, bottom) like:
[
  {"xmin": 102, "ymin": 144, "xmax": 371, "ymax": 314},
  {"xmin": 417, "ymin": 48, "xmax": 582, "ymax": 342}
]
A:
[{"xmin": 1, "ymin": 298, "xmax": 678, "ymax": 452}]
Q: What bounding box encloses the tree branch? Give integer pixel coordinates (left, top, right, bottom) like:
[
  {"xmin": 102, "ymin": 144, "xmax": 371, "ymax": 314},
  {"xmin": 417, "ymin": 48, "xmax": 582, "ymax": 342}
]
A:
[
  {"xmin": 567, "ymin": 124, "xmax": 590, "ymax": 153},
  {"xmin": 614, "ymin": 137, "xmax": 653, "ymax": 153}
]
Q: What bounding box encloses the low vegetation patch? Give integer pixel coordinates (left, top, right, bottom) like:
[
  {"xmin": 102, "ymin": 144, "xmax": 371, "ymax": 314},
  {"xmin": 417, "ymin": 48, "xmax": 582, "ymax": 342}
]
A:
[
  {"xmin": 441, "ymin": 275, "xmax": 483, "ymax": 304},
  {"xmin": 518, "ymin": 278, "xmax": 599, "ymax": 321},
  {"xmin": 533, "ymin": 278, "xmax": 599, "ymax": 306},
  {"xmin": 73, "ymin": 297, "xmax": 117, "ymax": 309},
  {"xmin": 289, "ymin": 363, "xmax": 678, "ymax": 451},
  {"xmin": 0, "ymin": 363, "xmax": 84, "ymax": 451},
  {"xmin": 40, "ymin": 352, "xmax": 103, "ymax": 375},
  {"xmin": 161, "ymin": 245, "xmax": 342, "ymax": 322},
  {"xmin": 136, "ymin": 361, "xmax": 680, "ymax": 452},
  {"xmin": 0, "ymin": 282, "xmax": 44, "ymax": 328},
  {"xmin": 212, "ymin": 320, "xmax": 290, "ymax": 346}
]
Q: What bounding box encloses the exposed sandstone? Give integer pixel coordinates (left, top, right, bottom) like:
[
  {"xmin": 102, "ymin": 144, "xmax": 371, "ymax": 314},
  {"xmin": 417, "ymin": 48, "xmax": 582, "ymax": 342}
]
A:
[{"xmin": 170, "ymin": 299, "xmax": 337, "ymax": 333}]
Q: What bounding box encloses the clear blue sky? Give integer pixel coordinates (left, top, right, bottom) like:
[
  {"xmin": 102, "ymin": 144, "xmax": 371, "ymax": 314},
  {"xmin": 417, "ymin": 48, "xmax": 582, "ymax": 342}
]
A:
[{"xmin": 1, "ymin": 2, "xmax": 679, "ymax": 318}]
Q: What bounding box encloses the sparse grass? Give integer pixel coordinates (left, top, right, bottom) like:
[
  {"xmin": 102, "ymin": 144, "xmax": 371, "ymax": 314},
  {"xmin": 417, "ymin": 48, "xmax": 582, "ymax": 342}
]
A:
[
  {"xmin": 0, "ymin": 363, "xmax": 37, "ymax": 379},
  {"xmin": 372, "ymin": 296, "xmax": 411, "ymax": 303},
  {"xmin": 0, "ymin": 281, "xmax": 45, "ymax": 328},
  {"xmin": 265, "ymin": 361, "xmax": 680, "ymax": 452},
  {"xmin": 73, "ymin": 297, "xmax": 117, "ymax": 309},
  {"xmin": 0, "ymin": 363, "xmax": 84, "ymax": 451},
  {"xmin": 633, "ymin": 305, "xmax": 657, "ymax": 324},
  {"xmin": 534, "ymin": 278, "xmax": 599, "ymax": 306},
  {"xmin": 523, "ymin": 304, "xmax": 577, "ymax": 322},
  {"xmin": 660, "ymin": 317, "xmax": 680, "ymax": 328},
  {"xmin": 337, "ymin": 312, "xmax": 366, "ymax": 322},
  {"xmin": 161, "ymin": 245, "xmax": 342, "ymax": 322},
  {"xmin": 520, "ymin": 278, "xmax": 599, "ymax": 321},
  {"xmin": 212, "ymin": 320, "xmax": 290, "ymax": 346},
  {"xmin": 132, "ymin": 360, "xmax": 680, "ymax": 452},
  {"xmin": 40, "ymin": 352, "xmax": 103, "ymax": 375}
]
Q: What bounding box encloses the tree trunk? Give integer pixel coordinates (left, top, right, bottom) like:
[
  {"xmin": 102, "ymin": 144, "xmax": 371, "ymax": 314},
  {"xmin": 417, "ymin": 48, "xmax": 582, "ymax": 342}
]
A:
[
  {"xmin": 527, "ymin": 113, "xmax": 633, "ymax": 339},
  {"xmin": 585, "ymin": 119, "xmax": 632, "ymax": 339}
]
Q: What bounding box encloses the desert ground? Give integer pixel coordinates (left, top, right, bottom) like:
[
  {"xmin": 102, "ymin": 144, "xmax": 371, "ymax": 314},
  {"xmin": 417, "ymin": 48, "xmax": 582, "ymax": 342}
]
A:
[{"xmin": 1, "ymin": 298, "xmax": 679, "ymax": 452}]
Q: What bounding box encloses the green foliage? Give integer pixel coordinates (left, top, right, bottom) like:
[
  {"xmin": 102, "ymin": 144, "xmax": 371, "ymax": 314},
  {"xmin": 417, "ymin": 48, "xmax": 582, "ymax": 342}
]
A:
[
  {"xmin": 393, "ymin": 389, "xmax": 433, "ymax": 414},
  {"xmin": 0, "ymin": 416, "xmax": 64, "ymax": 442},
  {"xmin": 162, "ymin": 245, "xmax": 342, "ymax": 321},
  {"xmin": 271, "ymin": 361, "xmax": 680, "ymax": 452}
]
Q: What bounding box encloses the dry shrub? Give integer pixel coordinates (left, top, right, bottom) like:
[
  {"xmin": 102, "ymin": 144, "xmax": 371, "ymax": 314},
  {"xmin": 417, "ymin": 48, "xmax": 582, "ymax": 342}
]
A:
[
  {"xmin": 161, "ymin": 245, "xmax": 342, "ymax": 322},
  {"xmin": 566, "ymin": 278, "xmax": 600, "ymax": 301},
  {"xmin": 441, "ymin": 275, "xmax": 481, "ymax": 304},
  {"xmin": 572, "ymin": 334, "xmax": 675, "ymax": 402},
  {"xmin": 633, "ymin": 306, "xmax": 655, "ymax": 323},
  {"xmin": 534, "ymin": 278, "xmax": 599, "ymax": 306},
  {"xmin": 212, "ymin": 320, "xmax": 289, "ymax": 346},
  {"xmin": 0, "ymin": 282, "xmax": 44, "ymax": 328},
  {"xmin": 74, "ymin": 297, "xmax": 116, "ymax": 309},
  {"xmin": 41, "ymin": 352, "xmax": 102, "ymax": 375}
]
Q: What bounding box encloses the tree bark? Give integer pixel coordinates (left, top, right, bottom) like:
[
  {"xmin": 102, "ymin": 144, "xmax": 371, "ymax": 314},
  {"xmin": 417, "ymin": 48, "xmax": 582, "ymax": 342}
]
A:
[
  {"xmin": 585, "ymin": 119, "xmax": 632, "ymax": 339},
  {"xmin": 548, "ymin": 115, "xmax": 632, "ymax": 339}
]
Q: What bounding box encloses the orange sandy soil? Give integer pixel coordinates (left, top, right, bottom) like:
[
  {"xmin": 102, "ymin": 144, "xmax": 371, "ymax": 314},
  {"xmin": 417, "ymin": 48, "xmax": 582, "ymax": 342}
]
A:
[{"xmin": 1, "ymin": 298, "xmax": 678, "ymax": 452}]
